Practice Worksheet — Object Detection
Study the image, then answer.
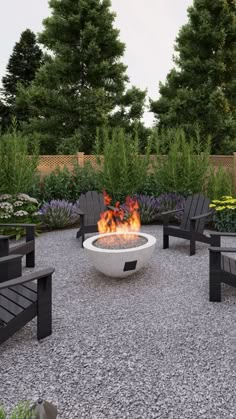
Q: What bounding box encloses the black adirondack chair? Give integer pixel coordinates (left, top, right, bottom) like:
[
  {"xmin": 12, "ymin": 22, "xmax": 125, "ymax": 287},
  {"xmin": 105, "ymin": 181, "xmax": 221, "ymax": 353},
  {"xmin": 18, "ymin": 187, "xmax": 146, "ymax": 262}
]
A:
[
  {"xmin": 162, "ymin": 193, "xmax": 215, "ymax": 255},
  {"xmin": 0, "ymin": 223, "xmax": 35, "ymax": 267},
  {"xmin": 0, "ymin": 254, "xmax": 54, "ymax": 345},
  {"xmin": 209, "ymin": 232, "xmax": 236, "ymax": 302},
  {"xmin": 76, "ymin": 191, "xmax": 106, "ymax": 246}
]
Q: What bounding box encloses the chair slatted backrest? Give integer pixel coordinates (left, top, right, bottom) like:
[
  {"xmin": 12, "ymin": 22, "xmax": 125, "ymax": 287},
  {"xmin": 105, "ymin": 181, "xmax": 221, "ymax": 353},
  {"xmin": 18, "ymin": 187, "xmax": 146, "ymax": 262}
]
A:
[
  {"xmin": 79, "ymin": 191, "xmax": 106, "ymax": 225},
  {"xmin": 180, "ymin": 193, "xmax": 211, "ymax": 233}
]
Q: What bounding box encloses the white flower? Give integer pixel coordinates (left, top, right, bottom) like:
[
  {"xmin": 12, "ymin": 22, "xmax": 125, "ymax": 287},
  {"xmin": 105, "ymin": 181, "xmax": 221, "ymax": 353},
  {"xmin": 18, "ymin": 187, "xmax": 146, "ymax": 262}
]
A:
[
  {"xmin": 17, "ymin": 193, "xmax": 38, "ymax": 204},
  {"xmin": 0, "ymin": 202, "xmax": 14, "ymax": 213},
  {"xmin": 0, "ymin": 194, "xmax": 12, "ymax": 201},
  {"xmin": 0, "ymin": 213, "xmax": 11, "ymax": 219},
  {"xmin": 32, "ymin": 211, "xmax": 40, "ymax": 216},
  {"xmin": 14, "ymin": 210, "xmax": 29, "ymax": 217},
  {"xmin": 13, "ymin": 200, "xmax": 24, "ymax": 207}
]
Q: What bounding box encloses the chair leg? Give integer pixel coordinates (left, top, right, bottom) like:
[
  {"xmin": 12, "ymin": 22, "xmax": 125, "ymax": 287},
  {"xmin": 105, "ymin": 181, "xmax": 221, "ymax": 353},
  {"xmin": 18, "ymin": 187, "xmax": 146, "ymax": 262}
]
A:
[
  {"xmin": 26, "ymin": 250, "xmax": 35, "ymax": 268},
  {"xmin": 163, "ymin": 233, "xmax": 169, "ymax": 249},
  {"xmin": 81, "ymin": 234, "xmax": 85, "ymax": 248},
  {"xmin": 190, "ymin": 238, "xmax": 196, "ymax": 256},
  {"xmin": 26, "ymin": 226, "xmax": 35, "ymax": 267},
  {"xmin": 37, "ymin": 274, "xmax": 52, "ymax": 339}
]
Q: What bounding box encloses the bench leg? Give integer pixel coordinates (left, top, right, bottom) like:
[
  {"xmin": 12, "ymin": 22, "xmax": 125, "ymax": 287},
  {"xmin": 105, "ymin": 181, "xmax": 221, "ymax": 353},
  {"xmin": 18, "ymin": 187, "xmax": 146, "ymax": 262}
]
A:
[
  {"xmin": 37, "ymin": 274, "xmax": 52, "ymax": 339},
  {"xmin": 163, "ymin": 234, "xmax": 169, "ymax": 249}
]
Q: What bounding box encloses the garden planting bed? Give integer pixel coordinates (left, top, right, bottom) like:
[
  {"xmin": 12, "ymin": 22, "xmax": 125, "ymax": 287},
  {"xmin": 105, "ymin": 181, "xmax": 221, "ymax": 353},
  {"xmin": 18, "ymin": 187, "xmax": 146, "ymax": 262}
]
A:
[{"xmin": 0, "ymin": 225, "xmax": 235, "ymax": 418}]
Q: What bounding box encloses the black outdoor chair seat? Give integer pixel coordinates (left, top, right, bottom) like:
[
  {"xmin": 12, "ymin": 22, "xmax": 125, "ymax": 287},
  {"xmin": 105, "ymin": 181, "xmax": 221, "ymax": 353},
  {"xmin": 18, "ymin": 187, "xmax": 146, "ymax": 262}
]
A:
[
  {"xmin": 162, "ymin": 193, "xmax": 215, "ymax": 255},
  {"xmin": 0, "ymin": 254, "xmax": 54, "ymax": 345},
  {"xmin": 209, "ymin": 232, "xmax": 236, "ymax": 302}
]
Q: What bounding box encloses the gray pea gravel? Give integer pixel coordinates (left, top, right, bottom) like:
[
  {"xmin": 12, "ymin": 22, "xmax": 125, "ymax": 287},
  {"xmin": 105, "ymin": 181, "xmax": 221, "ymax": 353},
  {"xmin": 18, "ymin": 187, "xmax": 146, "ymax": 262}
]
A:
[{"xmin": 0, "ymin": 225, "xmax": 235, "ymax": 419}]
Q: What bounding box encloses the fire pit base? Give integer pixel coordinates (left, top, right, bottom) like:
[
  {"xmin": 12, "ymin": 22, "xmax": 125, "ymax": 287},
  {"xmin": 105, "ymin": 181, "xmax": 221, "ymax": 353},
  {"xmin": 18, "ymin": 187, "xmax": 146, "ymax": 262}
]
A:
[{"xmin": 83, "ymin": 232, "xmax": 156, "ymax": 278}]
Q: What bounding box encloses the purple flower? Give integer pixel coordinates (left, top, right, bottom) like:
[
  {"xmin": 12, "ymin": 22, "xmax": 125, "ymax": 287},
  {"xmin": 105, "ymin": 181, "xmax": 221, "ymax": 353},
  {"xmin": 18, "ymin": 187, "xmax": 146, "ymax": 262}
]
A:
[{"xmin": 39, "ymin": 200, "xmax": 81, "ymax": 229}]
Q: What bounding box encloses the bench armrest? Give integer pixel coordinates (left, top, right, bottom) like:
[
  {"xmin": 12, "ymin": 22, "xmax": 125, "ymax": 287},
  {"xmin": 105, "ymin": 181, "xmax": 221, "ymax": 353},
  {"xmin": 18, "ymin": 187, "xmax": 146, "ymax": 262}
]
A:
[
  {"xmin": 0, "ymin": 267, "xmax": 55, "ymax": 290},
  {"xmin": 209, "ymin": 247, "xmax": 236, "ymax": 253}
]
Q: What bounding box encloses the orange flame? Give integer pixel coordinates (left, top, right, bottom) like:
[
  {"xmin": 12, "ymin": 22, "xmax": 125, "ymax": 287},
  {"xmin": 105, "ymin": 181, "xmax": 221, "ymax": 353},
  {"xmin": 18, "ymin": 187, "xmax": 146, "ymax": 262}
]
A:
[{"xmin": 98, "ymin": 192, "xmax": 141, "ymax": 235}]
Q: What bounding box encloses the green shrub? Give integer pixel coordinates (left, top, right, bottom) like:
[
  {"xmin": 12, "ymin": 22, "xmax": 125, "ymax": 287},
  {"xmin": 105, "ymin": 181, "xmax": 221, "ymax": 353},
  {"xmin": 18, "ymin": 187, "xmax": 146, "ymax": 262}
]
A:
[
  {"xmin": 72, "ymin": 162, "xmax": 100, "ymax": 199},
  {"xmin": 0, "ymin": 401, "xmax": 35, "ymax": 418},
  {"xmin": 41, "ymin": 166, "xmax": 73, "ymax": 202},
  {"xmin": 206, "ymin": 165, "xmax": 233, "ymax": 200},
  {"xmin": 210, "ymin": 196, "xmax": 236, "ymax": 232},
  {"xmin": 0, "ymin": 123, "xmax": 39, "ymax": 194},
  {"xmin": 96, "ymin": 127, "xmax": 150, "ymax": 202},
  {"xmin": 152, "ymin": 128, "xmax": 210, "ymax": 196},
  {"xmin": 0, "ymin": 193, "xmax": 40, "ymax": 239}
]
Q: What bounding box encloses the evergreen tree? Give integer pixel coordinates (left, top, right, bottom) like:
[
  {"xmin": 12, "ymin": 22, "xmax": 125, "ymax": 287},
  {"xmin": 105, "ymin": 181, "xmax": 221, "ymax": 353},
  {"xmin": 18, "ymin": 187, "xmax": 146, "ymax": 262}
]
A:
[
  {"xmin": 151, "ymin": 0, "xmax": 236, "ymax": 154},
  {"xmin": 18, "ymin": 0, "xmax": 135, "ymax": 154},
  {"xmin": 0, "ymin": 29, "xmax": 43, "ymax": 128},
  {"xmin": 1, "ymin": 29, "xmax": 43, "ymax": 105}
]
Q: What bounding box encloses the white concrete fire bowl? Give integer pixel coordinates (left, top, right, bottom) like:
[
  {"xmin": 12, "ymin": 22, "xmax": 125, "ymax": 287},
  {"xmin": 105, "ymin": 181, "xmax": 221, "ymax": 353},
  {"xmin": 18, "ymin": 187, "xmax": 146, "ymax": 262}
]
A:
[{"xmin": 83, "ymin": 232, "xmax": 156, "ymax": 278}]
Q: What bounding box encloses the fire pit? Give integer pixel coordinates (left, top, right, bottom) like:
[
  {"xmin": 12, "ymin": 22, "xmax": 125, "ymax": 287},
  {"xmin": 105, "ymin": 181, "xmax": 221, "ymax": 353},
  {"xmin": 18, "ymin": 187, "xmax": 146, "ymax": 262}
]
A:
[
  {"xmin": 83, "ymin": 232, "xmax": 156, "ymax": 278},
  {"xmin": 83, "ymin": 192, "xmax": 156, "ymax": 277}
]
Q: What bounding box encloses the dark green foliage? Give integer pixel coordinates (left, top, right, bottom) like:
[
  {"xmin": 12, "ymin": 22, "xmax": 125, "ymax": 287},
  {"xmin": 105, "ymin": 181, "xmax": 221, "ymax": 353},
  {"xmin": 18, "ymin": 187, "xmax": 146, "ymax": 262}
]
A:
[
  {"xmin": 41, "ymin": 167, "xmax": 73, "ymax": 202},
  {"xmin": 0, "ymin": 122, "xmax": 39, "ymax": 194},
  {"xmin": 38, "ymin": 163, "xmax": 99, "ymax": 202},
  {"xmin": 96, "ymin": 127, "xmax": 150, "ymax": 202},
  {"xmin": 72, "ymin": 162, "xmax": 100, "ymax": 197},
  {"xmin": 206, "ymin": 165, "xmax": 233, "ymax": 200},
  {"xmin": 151, "ymin": 128, "xmax": 210, "ymax": 196},
  {"xmin": 151, "ymin": 0, "xmax": 236, "ymax": 154},
  {"xmin": 18, "ymin": 0, "xmax": 132, "ymax": 153},
  {"xmin": 0, "ymin": 29, "xmax": 43, "ymax": 128}
]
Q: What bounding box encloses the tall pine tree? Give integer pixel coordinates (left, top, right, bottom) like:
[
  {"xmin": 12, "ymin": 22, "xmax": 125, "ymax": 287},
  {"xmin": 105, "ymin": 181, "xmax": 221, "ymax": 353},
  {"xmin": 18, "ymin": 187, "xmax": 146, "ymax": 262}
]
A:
[
  {"xmin": 0, "ymin": 29, "xmax": 43, "ymax": 127},
  {"xmin": 18, "ymin": 0, "xmax": 141, "ymax": 154},
  {"xmin": 151, "ymin": 0, "xmax": 236, "ymax": 154}
]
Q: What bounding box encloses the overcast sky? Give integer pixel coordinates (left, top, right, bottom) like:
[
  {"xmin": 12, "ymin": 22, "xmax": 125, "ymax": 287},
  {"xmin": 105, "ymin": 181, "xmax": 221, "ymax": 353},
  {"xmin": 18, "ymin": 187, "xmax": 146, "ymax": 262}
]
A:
[{"xmin": 0, "ymin": 0, "xmax": 193, "ymax": 125}]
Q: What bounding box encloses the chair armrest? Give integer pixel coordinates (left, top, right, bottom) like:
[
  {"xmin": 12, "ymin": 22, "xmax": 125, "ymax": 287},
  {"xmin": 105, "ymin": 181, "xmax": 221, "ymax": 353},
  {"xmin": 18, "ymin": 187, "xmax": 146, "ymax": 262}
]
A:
[
  {"xmin": 161, "ymin": 208, "xmax": 184, "ymax": 216},
  {"xmin": 209, "ymin": 247, "xmax": 236, "ymax": 253},
  {"xmin": 210, "ymin": 232, "xmax": 236, "ymax": 237},
  {"xmin": 77, "ymin": 209, "xmax": 85, "ymax": 215},
  {"xmin": 190, "ymin": 211, "xmax": 213, "ymax": 221},
  {"xmin": 0, "ymin": 267, "xmax": 55, "ymax": 290}
]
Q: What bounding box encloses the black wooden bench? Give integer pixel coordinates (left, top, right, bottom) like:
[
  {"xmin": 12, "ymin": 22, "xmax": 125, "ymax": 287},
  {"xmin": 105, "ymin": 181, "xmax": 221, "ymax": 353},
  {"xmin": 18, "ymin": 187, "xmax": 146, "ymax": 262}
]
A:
[
  {"xmin": 162, "ymin": 193, "xmax": 216, "ymax": 255},
  {"xmin": 0, "ymin": 254, "xmax": 54, "ymax": 344},
  {"xmin": 76, "ymin": 191, "xmax": 106, "ymax": 246},
  {"xmin": 209, "ymin": 232, "xmax": 236, "ymax": 302},
  {"xmin": 0, "ymin": 223, "xmax": 35, "ymax": 267}
]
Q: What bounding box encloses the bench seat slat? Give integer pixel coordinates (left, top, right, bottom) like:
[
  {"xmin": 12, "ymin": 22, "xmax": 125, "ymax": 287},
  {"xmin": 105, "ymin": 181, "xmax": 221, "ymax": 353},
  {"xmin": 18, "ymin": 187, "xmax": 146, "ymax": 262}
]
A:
[
  {"xmin": 0, "ymin": 306, "xmax": 15, "ymax": 323},
  {"xmin": 0, "ymin": 294, "xmax": 24, "ymax": 316},
  {"xmin": 0, "ymin": 289, "xmax": 34, "ymax": 309},
  {"xmin": 23, "ymin": 281, "xmax": 37, "ymax": 293},
  {"xmin": 9, "ymin": 284, "xmax": 37, "ymax": 302}
]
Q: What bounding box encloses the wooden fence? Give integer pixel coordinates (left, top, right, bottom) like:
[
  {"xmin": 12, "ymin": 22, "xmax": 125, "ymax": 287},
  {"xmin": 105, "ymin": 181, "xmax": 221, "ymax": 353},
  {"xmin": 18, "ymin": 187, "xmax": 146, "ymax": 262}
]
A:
[{"xmin": 37, "ymin": 152, "xmax": 236, "ymax": 191}]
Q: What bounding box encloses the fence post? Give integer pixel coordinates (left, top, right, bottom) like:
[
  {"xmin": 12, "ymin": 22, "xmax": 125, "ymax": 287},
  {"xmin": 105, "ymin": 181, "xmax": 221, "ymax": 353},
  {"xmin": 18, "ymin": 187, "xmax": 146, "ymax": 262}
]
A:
[{"xmin": 77, "ymin": 152, "xmax": 84, "ymax": 167}]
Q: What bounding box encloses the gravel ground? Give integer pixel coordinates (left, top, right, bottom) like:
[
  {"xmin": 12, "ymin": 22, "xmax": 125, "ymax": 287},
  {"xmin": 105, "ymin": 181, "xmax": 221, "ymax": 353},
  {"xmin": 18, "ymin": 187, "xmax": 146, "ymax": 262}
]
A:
[{"xmin": 0, "ymin": 225, "xmax": 235, "ymax": 419}]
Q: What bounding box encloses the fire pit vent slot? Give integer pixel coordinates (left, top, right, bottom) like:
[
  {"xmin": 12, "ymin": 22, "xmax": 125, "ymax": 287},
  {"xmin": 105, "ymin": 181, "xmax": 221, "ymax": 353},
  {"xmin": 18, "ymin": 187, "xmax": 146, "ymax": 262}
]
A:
[{"xmin": 123, "ymin": 260, "xmax": 137, "ymax": 272}]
